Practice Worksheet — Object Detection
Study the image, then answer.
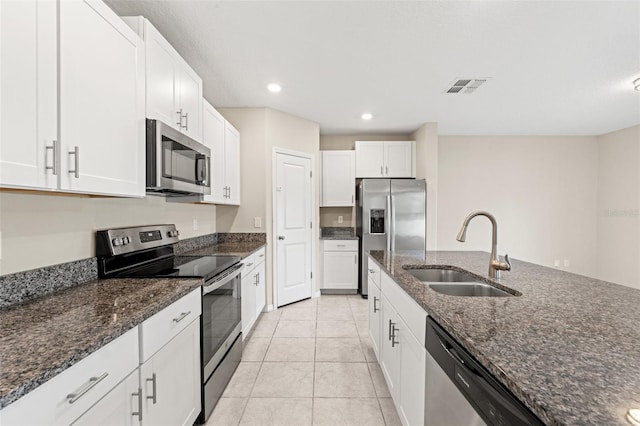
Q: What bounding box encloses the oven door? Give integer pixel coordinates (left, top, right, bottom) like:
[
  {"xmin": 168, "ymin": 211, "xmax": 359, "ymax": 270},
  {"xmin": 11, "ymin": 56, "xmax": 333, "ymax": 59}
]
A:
[{"xmin": 202, "ymin": 265, "xmax": 242, "ymax": 380}]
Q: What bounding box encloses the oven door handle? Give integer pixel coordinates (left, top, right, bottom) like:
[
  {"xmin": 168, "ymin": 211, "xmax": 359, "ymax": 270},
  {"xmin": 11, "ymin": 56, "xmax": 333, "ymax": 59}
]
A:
[{"xmin": 203, "ymin": 263, "xmax": 243, "ymax": 294}]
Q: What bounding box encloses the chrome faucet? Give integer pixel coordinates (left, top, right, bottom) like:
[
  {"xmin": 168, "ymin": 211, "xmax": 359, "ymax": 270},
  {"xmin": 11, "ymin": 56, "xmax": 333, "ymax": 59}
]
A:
[{"xmin": 456, "ymin": 211, "xmax": 511, "ymax": 279}]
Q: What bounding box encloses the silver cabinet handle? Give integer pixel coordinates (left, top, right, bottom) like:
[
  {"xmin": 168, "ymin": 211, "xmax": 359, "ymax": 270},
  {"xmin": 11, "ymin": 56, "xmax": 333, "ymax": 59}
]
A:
[
  {"xmin": 183, "ymin": 112, "xmax": 189, "ymax": 130},
  {"xmin": 68, "ymin": 146, "xmax": 79, "ymax": 178},
  {"xmin": 259, "ymin": 254, "xmax": 264, "ymax": 258},
  {"xmin": 336, "ymin": 244, "xmax": 345, "ymax": 247},
  {"xmin": 67, "ymin": 372, "xmax": 108, "ymax": 404},
  {"xmin": 146, "ymin": 373, "xmax": 157, "ymax": 404},
  {"xmin": 278, "ymin": 236, "xmax": 285, "ymax": 240},
  {"xmin": 132, "ymin": 388, "xmax": 143, "ymax": 421},
  {"xmin": 380, "ymin": 165, "xmax": 383, "ymax": 175},
  {"xmin": 391, "ymin": 324, "xmax": 399, "ymax": 347},
  {"xmin": 254, "ymin": 273, "xmax": 258, "ymax": 286},
  {"xmin": 385, "ymin": 165, "xmax": 388, "ymax": 175},
  {"xmin": 176, "ymin": 108, "xmax": 183, "ymax": 128},
  {"xmin": 368, "ymin": 268, "xmax": 375, "ymax": 274},
  {"xmin": 373, "ymin": 296, "xmax": 379, "ymax": 313},
  {"xmin": 245, "ymin": 262, "xmax": 253, "ymax": 268},
  {"xmin": 352, "ymin": 194, "xmax": 354, "ymax": 204},
  {"xmin": 45, "ymin": 140, "xmax": 58, "ymax": 175},
  {"xmin": 172, "ymin": 311, "xmax": 191, "ymax": 323},
  {"xmin": 388, "ymin": 319, "xmax": 394, "ymax": 341},
  {"xmin": 228, "ymin": 186, "xmax": 231, "ymax": 199}
]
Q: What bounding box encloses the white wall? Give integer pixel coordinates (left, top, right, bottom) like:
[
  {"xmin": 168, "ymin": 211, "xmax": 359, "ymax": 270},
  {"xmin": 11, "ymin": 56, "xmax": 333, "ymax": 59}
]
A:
[
  {"xmin": 0, "ymin": 192, "xmax": 216, "ymax": 275},
  {"xmin": 412, "ymin": 123, "xmax": 438, "ymax": 250},
  {"xmin": 437, "ymin": 135, "xmax": 599, "ymax": 277},
  {"xmin": 596, "ymin": 125, "xmax": 640, "ymax": 288},
  {"xmin": 218, "ymin": 108, "xmax": 320, "ymax": 307}
]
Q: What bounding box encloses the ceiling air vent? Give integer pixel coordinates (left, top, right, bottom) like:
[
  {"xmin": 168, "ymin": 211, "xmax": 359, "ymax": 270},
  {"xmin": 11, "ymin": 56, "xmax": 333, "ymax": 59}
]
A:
[{"xmin": 444, "ymin": 78, "xmax": 489, "ymax": 94}]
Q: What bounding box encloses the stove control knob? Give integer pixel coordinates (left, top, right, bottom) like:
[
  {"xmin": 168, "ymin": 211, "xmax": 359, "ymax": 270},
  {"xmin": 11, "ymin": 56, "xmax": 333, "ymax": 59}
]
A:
[
  {"xmin": 122, "ymin": 236, "xmax": 130, "ymax": 245},
  {"xmin": 168, "ymin": 230, "xmax": 180, "ymax": 238},
  {"xmin": 112, "ymin": 237, "xmax": 123, "ymax": 247}
]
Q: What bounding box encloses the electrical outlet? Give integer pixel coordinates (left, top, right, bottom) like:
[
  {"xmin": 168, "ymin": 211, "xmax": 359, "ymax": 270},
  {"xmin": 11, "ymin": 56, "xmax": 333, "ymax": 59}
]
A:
[
  {"xmin": 563, "ymin": 259, "xmax": 570, "ymax": 268},
  {"xmin": 338, "ymin": 216, "xmax": 343, "ymax": 224},
  {"xmin": 254, "ymin": 217, "xmax": 262, "ymax": 228},
  {"xmin": 192, "ymin": 219, "xmax": 198, "ymax": 231},
  {"xmin": 553, "ymin": 259, "xmax": 560, "ymax": 268}
]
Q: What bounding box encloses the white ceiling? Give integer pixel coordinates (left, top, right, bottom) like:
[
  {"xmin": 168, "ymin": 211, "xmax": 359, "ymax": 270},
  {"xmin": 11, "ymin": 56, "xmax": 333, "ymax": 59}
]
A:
[{"xmin": 105, "ymin": 1, "xmax": 640, "ymax": 136}]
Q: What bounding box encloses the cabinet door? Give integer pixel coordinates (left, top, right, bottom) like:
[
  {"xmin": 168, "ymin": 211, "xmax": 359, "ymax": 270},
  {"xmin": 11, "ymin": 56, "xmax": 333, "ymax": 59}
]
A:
[
  {"xmin": 141, "ymin": 319, "xmax": 201, "ymax": 426},
  {"xmin": 59, "ymin": 0, "xmax": 144, "ymax": 197},
  {"xmin": 177, "ymin": 66, "xmax": 203, "ymax": 143},
  {"xmin": 321, "ymin": 151, "xmax": 355, "ymax": 206},
  {"xmin": 384, "ymin": 141, "xmax": 414, "ymax": 178},
  {"xmin": 71, "ymin": 369, "xmax": 139, "ymax": 426},
  {"xmin": 224, "ymin": 122, "xmax": 241, "ymax": 205},
  {"xmin": 397, "ymin": 315, "xmax": 426, "ymax": 426},
  {"xmin": 0, "ymin": 0, "xmax": 57, "ymax": 190},
  {"xmin": 201, "ymin": 100, "xmax": 226, "ymax": 203},
  {"xmin": 368, "ymin": 279, "xmax": 381, "ymax": 360},
  {"xmin": 322, "ymin": 251, "xmax": 358, "ymax": 290},
  {"xmin": 379, "ymin": 295, "xmax": 400, "ymax": 402},
  {"xmin": 254, "ymin": 261, "xmax": 266, "ymax": 319},
  {"xmin": 241, "ymin": 272, "xmax": 256, "ymax": 336},
  {"xmin": 144, "ymin": 21, "xmax": 179, "ymax": 131},
  {"xmin": 355, "ymin": 141, "xmax": 384, "ymax": 178}
]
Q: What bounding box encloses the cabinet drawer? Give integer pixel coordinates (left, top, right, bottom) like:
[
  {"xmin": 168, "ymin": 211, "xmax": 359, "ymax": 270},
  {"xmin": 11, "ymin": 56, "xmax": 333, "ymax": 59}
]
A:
[
  {"xmin": 381, "ymin": 271, "xmax": 426, "ymax": 346},
  {"xmin": 139, "ymin": 288, "xmax": 201, "ymax": 362},
  {"xmin": 367, "ymin": 256, "xmax": 381, "ymax": 286},
  {"xmin": 323, "ymin": 240, "xmax": 358, "ymax": 251},
  {"xmin": 1, "ymin": 328, "xmax": 139, "ymax": 426},
  {"xmin": 243, "ymin": 247, "xmax": 265, "ymax": 275}
]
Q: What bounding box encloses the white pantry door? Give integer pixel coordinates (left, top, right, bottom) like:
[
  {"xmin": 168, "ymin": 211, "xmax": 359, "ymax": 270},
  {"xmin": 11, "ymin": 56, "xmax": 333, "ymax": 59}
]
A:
[{"xmin": 275, "ymin": 152, "xmax": 313, "ymax": 307}]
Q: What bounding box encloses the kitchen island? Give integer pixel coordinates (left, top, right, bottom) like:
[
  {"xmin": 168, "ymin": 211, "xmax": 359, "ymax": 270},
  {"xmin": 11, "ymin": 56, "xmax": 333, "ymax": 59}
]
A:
[{"xmin": 368, "ymin": 250, "xmax": 640, "ymax": 426}]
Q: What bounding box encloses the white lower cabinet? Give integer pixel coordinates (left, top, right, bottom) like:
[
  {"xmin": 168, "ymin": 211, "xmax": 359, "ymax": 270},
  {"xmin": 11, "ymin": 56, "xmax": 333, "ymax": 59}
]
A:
[
  {"xmin": 241, "ymin": 247, "xmax": 266, "ymax": 337},
  {"xmin": 321, "ymin": 240, "xmax": 358, "ymax": 291},
  {"xmin": 0, "ymin": 289, "xmax": 202, "ymax": 426},
  {"xmin": 370, "ymin": 255, "xmax": 427, "ymax": 426},
  {"xmin": 139, "ymin": 320, "xmax": 201, "ymax": 426},
  {"xmin": 71, "ymin": 370, "xmax": 139, "ymax": 426}
]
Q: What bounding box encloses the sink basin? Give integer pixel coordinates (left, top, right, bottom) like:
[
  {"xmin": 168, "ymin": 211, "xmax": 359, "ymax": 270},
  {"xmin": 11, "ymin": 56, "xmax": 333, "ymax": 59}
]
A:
[
  {"xmin": 404, "ymin": 268, "xmax": 514, "ymax": 297},
  {"xmin": 405, "ymin": 268, "xmax": 478, "ymax": 283},
  {"xmin": 427, "ymin": 283, "xmax": 512, "ymax": 297}
]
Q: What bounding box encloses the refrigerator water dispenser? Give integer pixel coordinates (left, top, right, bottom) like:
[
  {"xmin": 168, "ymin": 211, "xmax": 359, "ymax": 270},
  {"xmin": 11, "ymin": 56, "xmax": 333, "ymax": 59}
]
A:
[{"xmin": 370, "ymin": 209, "xmax": 385, "ymax": 234}]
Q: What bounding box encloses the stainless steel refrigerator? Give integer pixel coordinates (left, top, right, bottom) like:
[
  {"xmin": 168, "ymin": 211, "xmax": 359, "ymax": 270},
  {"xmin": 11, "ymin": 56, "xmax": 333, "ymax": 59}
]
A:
[{"xmin": 356, "ymin": 179, "xmax": 426, "ymax": 296}]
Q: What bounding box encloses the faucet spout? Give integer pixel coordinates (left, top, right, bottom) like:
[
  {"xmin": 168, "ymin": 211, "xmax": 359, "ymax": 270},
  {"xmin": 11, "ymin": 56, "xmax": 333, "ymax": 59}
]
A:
[{"xmin": 455, "ymin": 211, "xmax": 511, "ymax": 279}]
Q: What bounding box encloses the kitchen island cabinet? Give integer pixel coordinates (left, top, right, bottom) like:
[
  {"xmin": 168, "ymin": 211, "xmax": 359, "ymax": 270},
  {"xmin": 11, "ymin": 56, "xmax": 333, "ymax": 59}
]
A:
[{"xmin": 367, "ymin": 250, "xmax": 640, "ymax": 426}]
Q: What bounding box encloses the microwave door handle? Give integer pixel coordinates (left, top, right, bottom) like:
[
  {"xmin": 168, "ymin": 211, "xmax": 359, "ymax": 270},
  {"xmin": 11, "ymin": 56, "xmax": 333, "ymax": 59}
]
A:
[{"xmin": 195, "ymin": 155, "xmax": 207, "ymax": 184}]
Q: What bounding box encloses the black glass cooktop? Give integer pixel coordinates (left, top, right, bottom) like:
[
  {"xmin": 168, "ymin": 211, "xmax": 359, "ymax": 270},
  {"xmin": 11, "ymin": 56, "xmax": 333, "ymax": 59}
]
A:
[{"xmin": 117, "ymin": 255, "xmax": 241, "ymax": 281}]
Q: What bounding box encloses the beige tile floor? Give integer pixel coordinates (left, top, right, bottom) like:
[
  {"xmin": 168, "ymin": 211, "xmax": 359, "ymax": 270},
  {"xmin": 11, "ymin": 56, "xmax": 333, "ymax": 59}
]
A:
[{"xmin": 206, "ymin": 295, "xmax": 401, "ymax": 426}]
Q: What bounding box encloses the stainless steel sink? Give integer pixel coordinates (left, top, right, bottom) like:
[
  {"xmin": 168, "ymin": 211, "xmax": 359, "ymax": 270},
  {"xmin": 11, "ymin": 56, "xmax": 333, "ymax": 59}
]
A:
[
  {"xmin": 427, "ymin": 283, "xmax": 512, "ymax": 297},
  {"xmin": 405, "ymin": 268, "xmax": 479, "ymax": 283},
  {"xmin": 404, "ymin": 268, "xmax": 514, "ymax": 297}
]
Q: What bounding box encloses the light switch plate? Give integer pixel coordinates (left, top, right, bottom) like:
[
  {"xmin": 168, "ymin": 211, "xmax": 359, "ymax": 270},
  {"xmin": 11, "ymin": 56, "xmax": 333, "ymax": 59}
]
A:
[
  {"xmin": 338, "ymin": 216, "xmax": 343, "ymax": 224},
  {"xmin": 254, "ymin": 217, "xmax": 262, "ymax": 228},
  {"xmin": 192, "ymin": 219, "xmax": 198, "ymax": 231}
]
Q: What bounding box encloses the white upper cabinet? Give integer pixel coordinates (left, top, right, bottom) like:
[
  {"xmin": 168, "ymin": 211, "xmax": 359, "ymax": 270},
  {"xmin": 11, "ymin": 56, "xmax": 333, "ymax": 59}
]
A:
[
  {"xmin": 355, "ymin": 141, "xmax": 415, "ymax": 178},
  {"xmin": 125, "ymin": 17, "xmax": 203, "ymax": 143},
  {"xmin": 1, "ymin": 0, "xmax": 145, "ymax": 197},
  {"xmin": 200, "ymin": 99, "xmax": 240, "ymax": 205},
  {"xmin": 321, "ymin": 151, "xmax": 355, "ymax": 206},
  {"xmin": 0, "ymin": 0, "xmax": 57, "ymax": 190},
  {"xmin": 59, "ymin": 0, "xmax": 145, "ymax": 197}
]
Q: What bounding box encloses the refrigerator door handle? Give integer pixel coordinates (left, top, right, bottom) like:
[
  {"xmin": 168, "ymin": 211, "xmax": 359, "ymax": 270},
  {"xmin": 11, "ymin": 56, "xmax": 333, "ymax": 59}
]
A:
[
  {"xmin": 390, "ymin": 195, "xmax": 396, "ymax": 252},
  {"xmin": 386, "ymin": 195, "xmax": 391, "ymax": 251}
]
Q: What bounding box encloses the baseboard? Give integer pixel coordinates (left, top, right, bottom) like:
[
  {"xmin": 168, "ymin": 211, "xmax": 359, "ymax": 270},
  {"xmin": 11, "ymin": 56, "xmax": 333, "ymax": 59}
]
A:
[
  {"xmin": 265, "ymin": 304, "xmax": 275, "ymax": 312},
  {"xmin": 312, "ymin": 290, "xmax": 321, "ymax": 298}
]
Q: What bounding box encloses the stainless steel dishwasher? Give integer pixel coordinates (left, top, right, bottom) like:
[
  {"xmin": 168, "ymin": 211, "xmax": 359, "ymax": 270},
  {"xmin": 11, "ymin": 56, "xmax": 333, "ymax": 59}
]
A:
[{"xmin": 425, "ymin": 318, "xmax": 544, "ymax": 426}]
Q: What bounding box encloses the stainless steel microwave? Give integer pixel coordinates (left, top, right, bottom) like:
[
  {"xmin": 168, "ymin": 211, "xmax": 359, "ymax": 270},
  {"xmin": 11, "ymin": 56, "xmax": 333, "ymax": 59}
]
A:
[{"xmin": 146, "ymin": 119, "xmax": 211, "ymax": 196}]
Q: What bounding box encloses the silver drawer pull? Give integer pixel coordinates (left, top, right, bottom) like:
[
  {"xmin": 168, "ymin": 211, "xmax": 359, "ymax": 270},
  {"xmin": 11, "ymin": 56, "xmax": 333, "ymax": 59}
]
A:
[
  {"xmin": 146, "ymin": 373, "xmax": 157, "ymax": 404},
  {"xmin": 336, "ymin": 244, "xmax": 346, "ymax": 247},
  {"xmin": 245, "ymin": 262, "xmax": 253, "ymax": 268},
  {"xmin": 368, "ymin": 268, "xmax": 375, "ymax": 273},
  {"xmin": 67, "ymin": 372, "xmax": 108, "ymax": 404},
  {"xmin": 259, "ymin": 254, "xmax": 264, "ymax": 258},
  {"xmin": 373, "ymin": 296, "xmax": 379, "ymax": 313},
  {"xmin": 173, "ymin": 311, "xmax": 191, "ymax": 323},
  {"xmin": 132, "ymin": 388, "xmax": 143, "ymax": 420}
]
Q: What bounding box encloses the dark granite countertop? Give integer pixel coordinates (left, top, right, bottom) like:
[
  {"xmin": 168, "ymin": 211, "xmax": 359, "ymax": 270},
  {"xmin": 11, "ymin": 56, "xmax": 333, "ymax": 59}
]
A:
[
  {"xmin": 0, "ymin": 277, "xmax": 202, "ymax": 409},
  {"xmin": 320, "ymin": 227, "xmax": 358, "ymax": 240},
  {"xmin": 184, "ymin": 241, "xmax": 266, "ymax": 258},
  {"xmin": 367, "ymin": 250, "xmax": 640, "ymax": 426}
]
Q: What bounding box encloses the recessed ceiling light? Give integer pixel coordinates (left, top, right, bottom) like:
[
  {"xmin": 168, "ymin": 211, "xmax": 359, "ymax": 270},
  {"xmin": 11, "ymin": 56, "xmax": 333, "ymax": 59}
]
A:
[
  {"xmin": 361, "ymin": 113, "xmax": 373, "ymax": 120},
  {"xmin": 634, "ymin": 78, "xmax": 640, "ymax": 91},
  {"xmin": 267, "ymin": 83, "xmax": 282, "ymax": 93}
]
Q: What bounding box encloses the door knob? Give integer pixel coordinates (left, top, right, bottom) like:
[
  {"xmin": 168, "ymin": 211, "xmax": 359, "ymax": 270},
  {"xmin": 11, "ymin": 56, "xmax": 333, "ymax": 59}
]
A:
[{"xmin": 278, "ymin": 236, "xmax": 285, "ymax": 240}]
